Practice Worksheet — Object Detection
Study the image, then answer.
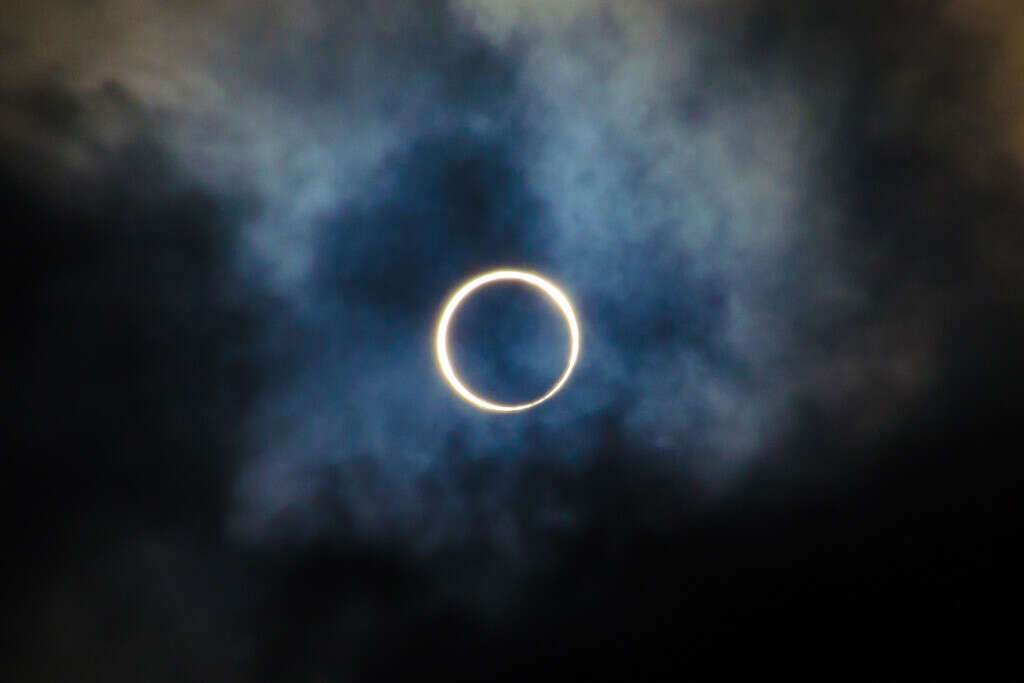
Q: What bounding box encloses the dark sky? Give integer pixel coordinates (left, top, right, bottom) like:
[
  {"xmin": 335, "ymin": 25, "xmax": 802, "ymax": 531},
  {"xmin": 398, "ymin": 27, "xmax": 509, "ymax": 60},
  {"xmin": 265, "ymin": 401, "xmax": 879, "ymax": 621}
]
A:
[{"xmin": 2, "ymin": 0, "xmax": 1021, "ymax": 679}]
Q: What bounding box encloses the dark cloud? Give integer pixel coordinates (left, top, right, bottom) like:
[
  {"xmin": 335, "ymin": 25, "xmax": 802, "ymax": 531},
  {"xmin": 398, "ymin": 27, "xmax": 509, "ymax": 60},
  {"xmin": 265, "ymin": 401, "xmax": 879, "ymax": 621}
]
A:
[
  {"xmin": 3, "ymin": 0, "xmax": 1022, "ymax": 679},
  {"xmin": 1, "ymin": 79, "xmax": 263, "ymax": 678}
]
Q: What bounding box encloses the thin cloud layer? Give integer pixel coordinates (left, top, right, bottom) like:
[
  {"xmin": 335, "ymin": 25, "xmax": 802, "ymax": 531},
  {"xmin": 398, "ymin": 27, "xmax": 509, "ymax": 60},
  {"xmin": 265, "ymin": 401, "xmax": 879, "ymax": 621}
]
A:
[{"xmin": 3, "ymin": 0, "xmax": 1022, "ymax": 679}]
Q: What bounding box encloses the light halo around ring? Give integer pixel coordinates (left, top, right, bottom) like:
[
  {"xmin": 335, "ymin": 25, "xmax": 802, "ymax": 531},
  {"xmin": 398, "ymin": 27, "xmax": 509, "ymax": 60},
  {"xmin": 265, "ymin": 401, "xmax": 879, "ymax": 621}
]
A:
[{"xmin": 435, "ymin": 269, "xmax": 580, "ymax": 413}]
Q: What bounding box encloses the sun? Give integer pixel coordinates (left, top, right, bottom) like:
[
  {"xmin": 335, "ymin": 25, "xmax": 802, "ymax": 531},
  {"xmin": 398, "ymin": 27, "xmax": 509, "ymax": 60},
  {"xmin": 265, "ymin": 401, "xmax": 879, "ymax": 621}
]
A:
[{"xmin": 435, "ymin": 269, "xmax": 580, "ymax": 412}]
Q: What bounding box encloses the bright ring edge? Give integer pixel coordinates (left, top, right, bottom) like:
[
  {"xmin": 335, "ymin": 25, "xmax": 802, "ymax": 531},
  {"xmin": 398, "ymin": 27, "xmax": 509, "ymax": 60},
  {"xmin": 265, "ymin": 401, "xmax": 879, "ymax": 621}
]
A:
[{"xmin": 435, "ymin": 270, "xmax": 580, "ymax": 413}]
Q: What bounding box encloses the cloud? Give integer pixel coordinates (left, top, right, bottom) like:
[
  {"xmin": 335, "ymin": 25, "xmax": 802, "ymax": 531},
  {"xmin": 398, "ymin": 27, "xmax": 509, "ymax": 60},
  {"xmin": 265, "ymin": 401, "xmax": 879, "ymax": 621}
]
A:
[
  {"xmin": 1, "ymin": 0, "xmax": 1007, "ymax": 545},
  {"xmin": 4, "ymin": 1, "xmax": 1024, "ymax": 679}
]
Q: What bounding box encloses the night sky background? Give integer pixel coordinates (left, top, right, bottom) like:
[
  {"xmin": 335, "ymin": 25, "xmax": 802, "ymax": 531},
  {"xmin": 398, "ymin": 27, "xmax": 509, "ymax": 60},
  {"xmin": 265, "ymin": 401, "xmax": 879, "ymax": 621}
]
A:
[{"xmin": 3, "ymin": 0, "xmax": 1022, "ymax": 679}]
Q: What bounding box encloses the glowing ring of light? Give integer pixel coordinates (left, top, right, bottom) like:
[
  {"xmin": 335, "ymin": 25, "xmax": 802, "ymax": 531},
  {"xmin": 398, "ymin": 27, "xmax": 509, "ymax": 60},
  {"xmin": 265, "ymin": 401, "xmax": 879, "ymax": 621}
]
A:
[{"xmin": 435, "ymin": 269, "xmax": 580, "ymax": 413}]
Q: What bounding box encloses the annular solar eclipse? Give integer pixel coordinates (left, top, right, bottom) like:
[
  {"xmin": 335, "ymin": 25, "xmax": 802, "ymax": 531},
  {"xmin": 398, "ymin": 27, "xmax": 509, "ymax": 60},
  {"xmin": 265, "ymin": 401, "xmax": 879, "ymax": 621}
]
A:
[{"xmin": 435, "ymin": 270, "xmax": 580, "ymax": 412}]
